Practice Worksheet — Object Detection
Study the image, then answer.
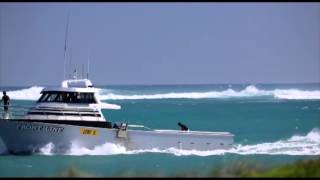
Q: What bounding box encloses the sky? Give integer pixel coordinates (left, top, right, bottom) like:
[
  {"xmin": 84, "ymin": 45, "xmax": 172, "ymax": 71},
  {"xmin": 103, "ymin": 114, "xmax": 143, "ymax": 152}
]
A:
[{"xmin": 0, "ymin": 3, "xmax": 319, "ymax": 86}]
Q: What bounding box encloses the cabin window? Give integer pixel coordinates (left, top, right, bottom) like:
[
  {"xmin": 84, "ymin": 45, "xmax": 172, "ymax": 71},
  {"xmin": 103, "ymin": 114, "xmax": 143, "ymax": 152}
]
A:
[
  {"xmin": 38, "ymin": 92, "xmax": 97, "ymax": 104},
  {"xmin": 46, "ymin": 93, "xmax": 58, "ymax": 102},
  {"xmin": 55, "ymin": 93, "xmax": 66, "ymax": 102},
  {"xmin": 79, "ymin": 93, "xmax": 96, "ymax": 103},
  {"xmin": 38, "ymin": 93, "xmax": 49, "ymax": 102}
]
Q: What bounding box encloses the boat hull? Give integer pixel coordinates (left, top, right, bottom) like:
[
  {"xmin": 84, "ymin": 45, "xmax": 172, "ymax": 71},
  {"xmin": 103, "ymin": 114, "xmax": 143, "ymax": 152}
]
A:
[{"xmin": 0, "ymin": 119, "xmax": 234, "ymax": 154}]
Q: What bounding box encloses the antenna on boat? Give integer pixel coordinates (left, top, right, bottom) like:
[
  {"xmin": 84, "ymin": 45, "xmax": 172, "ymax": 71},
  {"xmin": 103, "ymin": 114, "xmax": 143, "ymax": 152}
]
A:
[
  {"xmin": 69, "ymin": 47, "xmax": 73, "ymax": 78},
  {"xmin": 82, "ymin": 64, "xmax": 84, "ymax": 79},
  {"xmin": 87, "ymin": 48, "xmax": 90, "ymax": 79},
  {"xmin": 63, "ymin": 10, "xmax": 70, "ymax": 80},
  {"xmin": 73, "ymin": 69, "xmax": 77, "ymax": 79}
]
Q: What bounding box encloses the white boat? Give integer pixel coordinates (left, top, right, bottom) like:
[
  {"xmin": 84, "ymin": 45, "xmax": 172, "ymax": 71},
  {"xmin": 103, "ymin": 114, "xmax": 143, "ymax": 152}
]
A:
[{"xmin": 0, "ymin": 78, "xmax": 234, "ymax": 154}]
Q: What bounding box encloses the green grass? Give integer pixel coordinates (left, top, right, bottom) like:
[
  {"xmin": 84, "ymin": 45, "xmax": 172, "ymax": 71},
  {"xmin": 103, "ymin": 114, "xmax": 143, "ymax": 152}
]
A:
[
  {"xmin": 210, "ymin": 157, "xmax": 320, "ymax": 177},
  {"xmin": 260, "ymin": 158, "xmax": 320, "ymax": 177},
  {"xmin": 58, "ymin": 165, "xmax": 95, "ymax": 177},
  {"xmin": 56, "ymin": 157, "xmax": 320, "ymax": 177}
]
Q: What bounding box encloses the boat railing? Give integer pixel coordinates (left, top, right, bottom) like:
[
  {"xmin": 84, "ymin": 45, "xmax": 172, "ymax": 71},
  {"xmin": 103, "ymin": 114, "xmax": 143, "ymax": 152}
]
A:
[
  {"xmin": 127, "ymin": 124, "xmax": 153, "ymax": 130},
  {"xmin": 0, "ymin": 105, "xmax": 31, "ymax": 119},
  {"xmin": 0, "ymin": 105, "xmax": 102, "ymax": 121}
]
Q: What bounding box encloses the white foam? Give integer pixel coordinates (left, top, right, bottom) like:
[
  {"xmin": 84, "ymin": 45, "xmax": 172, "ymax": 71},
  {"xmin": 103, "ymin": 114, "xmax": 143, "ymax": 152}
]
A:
[
  {"xmin": 4, "ymin": 85, "xmax": 320, "ymax": 101},
  {"xmin": 273, "ymin": 89, "xmax": 320, "ymax": 100},
  {"xmin": 98, "ymin": 85, "xmax": 320, "ymax": 100},
  {"xmin": 5, "ymin": 86, "xmax": 44, "ymax": 100},
  {"xmin": 66, "ymin": 142, "xmax": 127, "ymax": 156},
  {"xmin": 39, "ymin": 142, "xmax": 55, "ymax": 155},
  {"xmin": 39, "ymin": 128, "xmax": 320, "ymax": 156}
]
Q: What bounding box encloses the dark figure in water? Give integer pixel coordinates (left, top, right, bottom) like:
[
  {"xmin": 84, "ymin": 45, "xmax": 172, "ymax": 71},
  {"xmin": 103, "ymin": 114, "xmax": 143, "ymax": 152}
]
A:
[
  {"xmin": 178, "ymin": 122, "xmax": 189, "ymax": 131},
  {"xmin": 1, "ymin": 91, "xmax": 10, "ymax": 112}
]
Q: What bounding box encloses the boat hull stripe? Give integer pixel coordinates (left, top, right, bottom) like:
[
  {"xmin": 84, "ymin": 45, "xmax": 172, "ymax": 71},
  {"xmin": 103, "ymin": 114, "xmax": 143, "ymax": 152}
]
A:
[
  {"xmin": 7, "ymin": 119, "xmax": 112, "ymax": 128},
  {"xmin": 27, "ymin": 112, "xmax": 101, "ymax": 117},
  {"xmin": 31, "ymin": 107, "xmax": 99, "ymax": 113}
]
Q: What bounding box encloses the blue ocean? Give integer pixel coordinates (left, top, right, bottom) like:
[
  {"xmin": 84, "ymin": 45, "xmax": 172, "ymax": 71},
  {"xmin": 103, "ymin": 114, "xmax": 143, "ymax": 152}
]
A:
[{"xmin": 0, "ymin": 83, "xmax": 319, "ymax": 177}]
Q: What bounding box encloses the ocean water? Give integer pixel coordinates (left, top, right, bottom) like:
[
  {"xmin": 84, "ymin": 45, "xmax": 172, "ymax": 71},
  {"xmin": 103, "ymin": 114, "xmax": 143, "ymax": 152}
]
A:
[{"xmin": 0, "ymin": 83, "xmax": 319, "ymax": 177}]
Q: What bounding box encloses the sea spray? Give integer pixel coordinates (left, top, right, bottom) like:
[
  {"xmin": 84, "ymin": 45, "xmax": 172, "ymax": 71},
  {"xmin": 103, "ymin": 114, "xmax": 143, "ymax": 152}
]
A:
[
  {"xmin": 66, "ymin": 142, "xmax": 127, "ymax": 156},
  {"xmin": 39, "ymin": 142, "xmax": 55, "ymax": 155}
]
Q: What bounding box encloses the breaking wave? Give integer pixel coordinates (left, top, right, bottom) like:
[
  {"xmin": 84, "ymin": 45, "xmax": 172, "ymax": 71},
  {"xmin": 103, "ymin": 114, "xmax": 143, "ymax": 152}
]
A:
[
  {"xmin": 39, "ymin": 128, "xmax": 320, "ymax": 156},
  {"xmin": 3, "ymin": 85, "xmax": 320, "ymax": 100},
  {"xmin": 98, "ymin": 85, "xmax": 320, "ymax": 100},
  {"xmin": 5, "ymin": 86, "xmax": 44, "ymax": 100}
]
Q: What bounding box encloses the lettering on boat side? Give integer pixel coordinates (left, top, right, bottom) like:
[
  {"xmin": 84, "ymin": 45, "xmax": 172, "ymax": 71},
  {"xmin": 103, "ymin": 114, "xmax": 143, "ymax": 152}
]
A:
[
  {"xmin": 17, "ymin": 124, "xmax": 64, "ymax": 133},
  {"xmin": 80, "ymin": 128, "xmax": 99, "ymax": 136}
]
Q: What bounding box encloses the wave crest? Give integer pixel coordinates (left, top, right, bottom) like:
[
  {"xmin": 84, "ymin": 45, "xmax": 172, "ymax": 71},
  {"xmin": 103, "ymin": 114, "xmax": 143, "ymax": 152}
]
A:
[
  {"xmin": 6, "ymin": 86, "xmax": 44, "ymax": 100},
  {"xmin": 97, "ymin": 85, "xmax": 320, "ymax": 100},
  {"xmin": 273, "ymin": 89, "xmax": 320, "ymax": 100},
  {"xmin": 3, "ymin": 85, "xmax": 320, "ymax": 100}
]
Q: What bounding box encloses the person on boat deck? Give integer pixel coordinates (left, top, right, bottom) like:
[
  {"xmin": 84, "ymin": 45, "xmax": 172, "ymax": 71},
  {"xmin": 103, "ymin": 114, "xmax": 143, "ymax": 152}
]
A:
[
  {"xmin": 1, "ymin": 91, "xmax": 10, "ymax": 113},
  {"xmin": 178, "ymin": 122, "xmax": 189, "ymax": 131}
]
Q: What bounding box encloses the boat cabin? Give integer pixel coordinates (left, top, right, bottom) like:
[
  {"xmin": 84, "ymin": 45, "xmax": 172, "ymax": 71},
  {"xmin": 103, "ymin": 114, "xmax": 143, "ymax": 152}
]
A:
[
  {"xmin": 24, "ymin": 79, "xmax": 107, "ymax": 122},
  {"xmin": 37, "ymin": 90, "xmax": 97, "ymax": 104}
]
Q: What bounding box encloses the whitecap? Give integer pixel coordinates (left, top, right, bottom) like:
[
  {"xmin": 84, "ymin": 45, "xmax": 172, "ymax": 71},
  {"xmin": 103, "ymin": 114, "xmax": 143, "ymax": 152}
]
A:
[
  {"xmin": 5, "ymin": 86, "xmax": 44, "ymax": 100},
  {"xmin": 4, "ymin": 85, "xmax": 320, "ymax": 101}
]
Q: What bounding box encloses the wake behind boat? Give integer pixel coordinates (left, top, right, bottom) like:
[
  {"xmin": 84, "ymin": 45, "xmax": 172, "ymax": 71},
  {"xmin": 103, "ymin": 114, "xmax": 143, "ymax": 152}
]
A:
[{"xmin": 0, "ymin": 78, "xmax": 234, "ymax": 154}]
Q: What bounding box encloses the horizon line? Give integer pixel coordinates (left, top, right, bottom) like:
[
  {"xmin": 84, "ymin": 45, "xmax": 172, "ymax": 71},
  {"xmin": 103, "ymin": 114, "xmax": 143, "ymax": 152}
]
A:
[{"xmin": 1, "ymin": 81, "xmax": 320, "ymax": 88}]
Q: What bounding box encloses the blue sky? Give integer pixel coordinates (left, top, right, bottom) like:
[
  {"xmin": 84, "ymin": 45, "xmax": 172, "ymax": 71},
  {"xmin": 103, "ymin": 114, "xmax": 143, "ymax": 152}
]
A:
[{"xmin": 0, "ymin": 3, "xmax": 319, "ymax": 86}]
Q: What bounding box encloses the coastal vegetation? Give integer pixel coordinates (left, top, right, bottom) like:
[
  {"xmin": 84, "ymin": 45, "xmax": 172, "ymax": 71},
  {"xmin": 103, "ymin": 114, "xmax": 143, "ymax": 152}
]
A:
[
  {"xmin": 210, "ymin": 157, "xmax": 320, "ymax": 177},
  {"xmin": 57, "ymin": 157, "xmax": 320, "ymax": 177}
]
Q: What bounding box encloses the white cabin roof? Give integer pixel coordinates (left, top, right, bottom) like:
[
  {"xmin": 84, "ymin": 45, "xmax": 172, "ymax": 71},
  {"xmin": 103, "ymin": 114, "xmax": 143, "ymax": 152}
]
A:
[
  {"xmin": 41, "ymin": 87, "xmax": 98, "ymax": 93},
  {"xmin": 62, "ymin": 79, "xmax": 93, "ymax": 88},
  {"xmin": 38, "ymin": 78, "xmax": 121, "ymax": 110},
  {"xmin": 40, "ymin": 79, "xmax": 98, "ymax": 93}
]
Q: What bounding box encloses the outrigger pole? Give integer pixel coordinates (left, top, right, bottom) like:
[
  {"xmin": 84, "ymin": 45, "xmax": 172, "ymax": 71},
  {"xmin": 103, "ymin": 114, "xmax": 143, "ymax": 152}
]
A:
[
  {"xmin": 63, "ymin": 10, "xmax": 70, "ymax": 80},
  {"xmin": 87, "ymin": 48, "xmax": 90, "ymax": 79}
]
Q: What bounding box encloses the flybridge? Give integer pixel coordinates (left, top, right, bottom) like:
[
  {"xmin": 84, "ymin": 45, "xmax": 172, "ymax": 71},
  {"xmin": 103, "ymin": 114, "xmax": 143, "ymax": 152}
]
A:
[
  {"xmin": 38, "ymin": 78, "xmax": 98, "ymax": 95},
  {"xmin": 61, "ymin": 79, "xmax": 93, "ymax": 88}
]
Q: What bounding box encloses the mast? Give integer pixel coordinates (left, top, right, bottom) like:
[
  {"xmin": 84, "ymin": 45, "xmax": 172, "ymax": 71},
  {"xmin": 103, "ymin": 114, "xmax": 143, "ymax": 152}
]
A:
[
  {"xmin": 69, "ymin": 47, "xmax": 72, "ymax": 78},
  {"xmin": 63, "ymin": 11, "xmax": 70, "ymax": 80},
  {"xmin": 87, "ymin": 48, "xmax": 90, "ymax": 79},
  {"xmin": 82, "ymin": 64, "xmax": 84, "ymax": 79}
]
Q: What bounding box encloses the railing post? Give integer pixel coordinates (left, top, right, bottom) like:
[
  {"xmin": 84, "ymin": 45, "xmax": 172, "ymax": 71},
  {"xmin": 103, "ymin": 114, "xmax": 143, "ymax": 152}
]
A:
[
  {"xmin": 79, "ymin": 108, "xmax": 82, "ymax": 121},
  {"xmin": 63, "ymin": 109, "xmax": 66, "ymax": 121},
  {"xmin": 95, "ymin": 109, "xmax": 98, "ymax": 121}
]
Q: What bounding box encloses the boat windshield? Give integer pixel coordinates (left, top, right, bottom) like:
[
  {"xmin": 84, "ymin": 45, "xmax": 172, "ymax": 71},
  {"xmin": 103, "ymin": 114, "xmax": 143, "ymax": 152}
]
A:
[{"xmin": 38, "ymin": 91, "xmax": 97, "ymax": 104}]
